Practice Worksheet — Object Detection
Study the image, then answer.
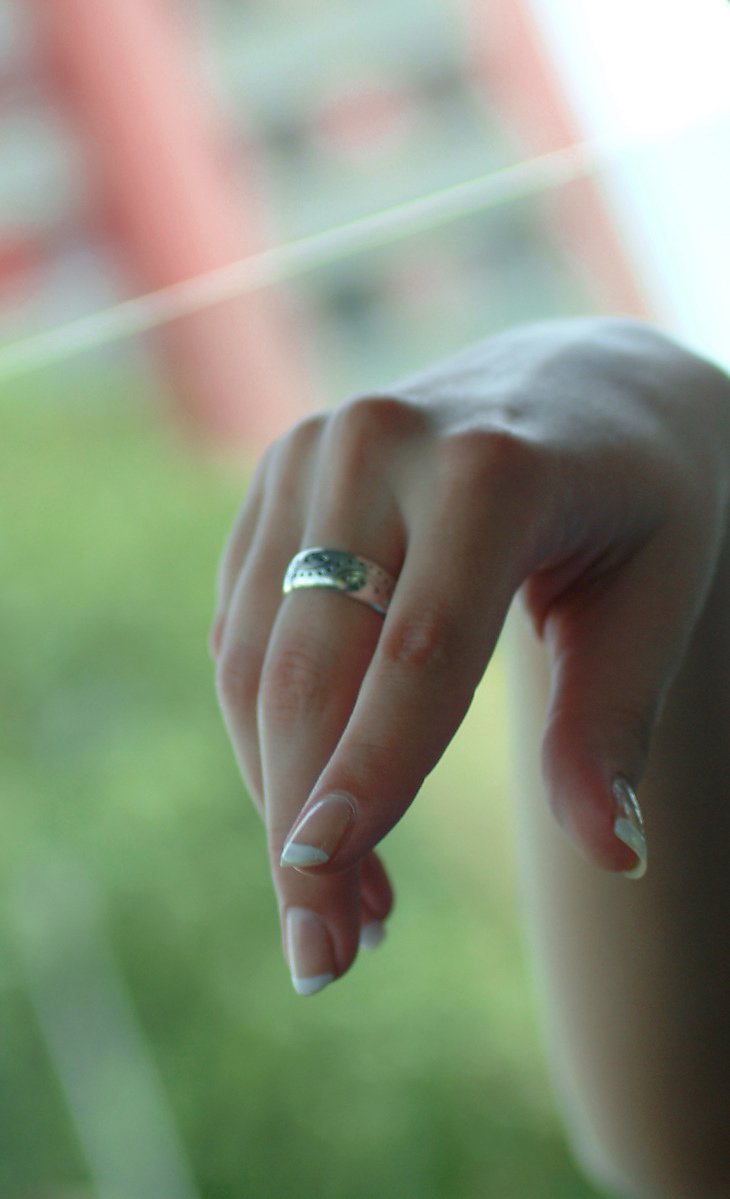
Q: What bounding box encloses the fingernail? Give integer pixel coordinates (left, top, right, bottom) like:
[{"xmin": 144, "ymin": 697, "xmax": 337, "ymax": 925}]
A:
[
  {"xmin": 612, "ymin": 776, "xmax": 647, "ymax": 879},
  {"xmin": 285, "ymin": 907, "xmax": 336, "ymax": 996},
  {"xmin": 359, "ymin": 920, "xmax": 386, "ymax": 951},
  {"xmin": 279, "ymin": 793, "xmax": 357, "ymax": 869}
]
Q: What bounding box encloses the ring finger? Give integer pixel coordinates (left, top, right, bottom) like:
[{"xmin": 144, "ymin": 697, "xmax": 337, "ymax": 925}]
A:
[{"xmin": 258, "ymin": 413, "xmax": 412, "ymax": 989}]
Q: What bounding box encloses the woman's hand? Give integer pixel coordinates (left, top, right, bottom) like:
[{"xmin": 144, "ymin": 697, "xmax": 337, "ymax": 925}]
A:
[{"xmin": 209, "ymin": 315, "xmax": 730, "ymax": 995}]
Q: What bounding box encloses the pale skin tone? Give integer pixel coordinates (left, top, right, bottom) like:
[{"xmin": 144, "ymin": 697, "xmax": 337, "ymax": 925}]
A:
[{"xmin": 211, "ymin": 315, "xmax": 730, "ymax": 1196}]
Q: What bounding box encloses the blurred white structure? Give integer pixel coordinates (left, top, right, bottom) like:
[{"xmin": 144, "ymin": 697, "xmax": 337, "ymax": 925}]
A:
[
  {"xmin": 11, "ymin": 852, "xmax": 201, "ymax": 1199},
  {"xmin": 527, "ymin": 0, "xmax": 730, "ymax": 370}
]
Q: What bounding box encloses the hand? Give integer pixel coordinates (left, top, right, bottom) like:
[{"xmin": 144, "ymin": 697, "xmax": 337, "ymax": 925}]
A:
[{"xmin": 210, "ymin": 315, "xmax": 730, "ymax": 995}]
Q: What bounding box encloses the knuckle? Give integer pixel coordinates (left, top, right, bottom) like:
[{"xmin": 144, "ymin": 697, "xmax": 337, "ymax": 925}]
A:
[
  {"xmin": 261, "ymin": 414, "xmax": 326, "ymax": 511},
  {"xmin": 270, "ymin": 412, "xmax": 326, "ymax": 477},
  {"xmin": 287, "ymin": 412, "xmax": 327, "ymax": 454},
  {"xmin": 259, "ymin": 642, "xmax": 328, "ymax": 721},
  {"xmin": 251, "ymin": 436, "xmax": 278, "ymax": 484},
  {"xmin": 216, "ymin": 638, "xmax": 260, "ymax": 713},
  {"xmin": 380, "ymin": 604, "xmax": 460, "ymax": 672},
  {"xmin": 437, "ymin": 427, "xmax": 540, "ymax": 498},
  {"xmin": 341, "ymin": 737, "xmax": 396, "ymax": 788},
  {"xmin": 328, "ymin": 394, "xmax": 426, "ymax": 469}
]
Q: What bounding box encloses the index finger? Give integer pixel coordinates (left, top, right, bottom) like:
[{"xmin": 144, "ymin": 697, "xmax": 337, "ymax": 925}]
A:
[{"xmin": 277, "ymin": 433, "xmax": 541, "ymax": 876}]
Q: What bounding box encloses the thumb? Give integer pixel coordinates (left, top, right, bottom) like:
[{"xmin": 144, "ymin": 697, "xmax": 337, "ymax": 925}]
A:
[{"xmin": 537, "ymin": 521, "xmax": 714, "ymax": 881}]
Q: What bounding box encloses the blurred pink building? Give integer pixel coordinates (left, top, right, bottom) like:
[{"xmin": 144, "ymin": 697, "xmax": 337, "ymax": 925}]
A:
[{"xmin": 24, "ymin": 0, "xmax": 315, "ymax": 452}]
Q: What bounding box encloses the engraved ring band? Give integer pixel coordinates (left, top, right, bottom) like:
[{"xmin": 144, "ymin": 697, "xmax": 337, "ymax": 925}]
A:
[{"xmin": 282, "ymin": 548, "xmax": 396, "ymax": 616}]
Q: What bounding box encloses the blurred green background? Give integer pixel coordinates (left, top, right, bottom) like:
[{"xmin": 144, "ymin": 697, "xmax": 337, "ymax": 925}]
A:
[
  {"xmin": 0, "ymin": 0, "xmax": 629, "ymax": 1192},
  {"xmin": 0, "ymin": 369, "xmax": 610, "ymax": 1198}
]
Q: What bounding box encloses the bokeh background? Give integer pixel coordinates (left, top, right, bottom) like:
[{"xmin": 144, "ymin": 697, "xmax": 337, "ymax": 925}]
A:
[{"xmin": 1, "ymin": 1, "xmax": 729, "ymax": 1196}]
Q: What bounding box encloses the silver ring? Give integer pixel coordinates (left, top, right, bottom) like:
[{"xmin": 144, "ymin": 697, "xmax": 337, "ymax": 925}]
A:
[{"xmin": 282, "ymin": 547, "xmax": 396, "ymax": 616}]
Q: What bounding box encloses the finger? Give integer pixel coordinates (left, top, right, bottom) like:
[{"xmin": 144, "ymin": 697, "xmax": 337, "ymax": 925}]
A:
[
  {"xmin": 209, "ymin": 454, "xmax": 269, "ymax": 660},
  {"xmin": 216, "ymin": 502, "xmax": 404, "ymax": 906},
  {"xmin": 354, "ymin": 858, "xmax": 393, "ymax": 949},
  {"xmin": 210, "ymin": 417, "xmax": 324, "ymax": 659},
  {"xmin": 214, "ymin": 421, "xmax": 322, "ymax": 810},
  {"xmin": 222, "ymin": 567, "xmax": 380, "ymax": 993},
  {"xmin": 284, "ymin": 854, "xmax": 391, "ymax": 967},
  {"xmin": 215, "ymin": 527, "xmax": 298, "ymax": 814},
  {"xmin": 359, "ymin": 851, "xmax": 392, "ymax": 950},
  {"xmin": 361, "ymin": 846, "xmax": 395, "ymax": 921},
  {"xmin": 258, "ymin": 400, "xmax": 415, "ymax": 987},
  {"xmin": 537, "ymin": 510, "xmax": 721, "ymax": 880},
  {"xmin": 359, "ymin": 907, "xmax": 387, "ymax": 951},
  {"xmin": 359, "ymin": 847, "xmax": 394, "ymax": 948},
  {"xmin": 259, "ymin": 588, "xmax": 388, "ymax": 987},
  {"xmin": 276, "ymin": 432, "xmax": 539, "ymax": 876}
]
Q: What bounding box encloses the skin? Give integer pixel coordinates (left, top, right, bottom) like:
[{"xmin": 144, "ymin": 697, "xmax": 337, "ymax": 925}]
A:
[{"xmin": 211, "ymin": 315, "xmax": 730, "ymax": 1191}]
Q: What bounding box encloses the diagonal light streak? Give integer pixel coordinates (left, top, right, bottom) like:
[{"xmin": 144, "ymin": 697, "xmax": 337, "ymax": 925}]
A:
[
  {"xmin": 10, "ymin": 854, "xmax": 203, "ymax": 1199},
  {"xmin": 0, "ymin": 115, "xmax": 724, "ymax": 382}
]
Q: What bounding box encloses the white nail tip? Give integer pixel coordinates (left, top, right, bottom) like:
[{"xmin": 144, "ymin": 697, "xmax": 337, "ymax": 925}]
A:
[
  {"xmin": 359, "ymin": 920, "xmax": 386, "ymax": 950},
  {"xmin": 280, "ymin": 842, "xmax": 329, "ymax": 867},
  {"xmin": 291, "ymin": 972, "xmax": 336, "ymax": 996},
  {"xmin": 612, "ymin": 776, "xmax": 647, "ymax": 880},
  {"xmin": 614, "ymin": 817, "xmax": 647, "ymax": 879}
]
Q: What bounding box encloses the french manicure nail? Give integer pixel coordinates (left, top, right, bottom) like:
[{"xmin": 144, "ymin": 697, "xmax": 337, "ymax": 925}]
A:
[
  {"xmin": 612, "ymin": 776, "xmax": 647, "ymax": 880},
  {"xmin": 279, "ymin": 793, "xmax": 357, "ymax": 869},
  {"xmin": 359, "ymin": 920, "xmax": 386, "ymax": 951},
  {"xmin": 286, "ymin": 907, "xmax": 336, "ymax": 996}
]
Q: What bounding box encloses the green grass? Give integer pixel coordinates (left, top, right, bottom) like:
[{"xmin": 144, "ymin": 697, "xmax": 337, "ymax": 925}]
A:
[{"xmin": 0, "ymin": 368, "xmax": 609, "ymax": 1198}]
